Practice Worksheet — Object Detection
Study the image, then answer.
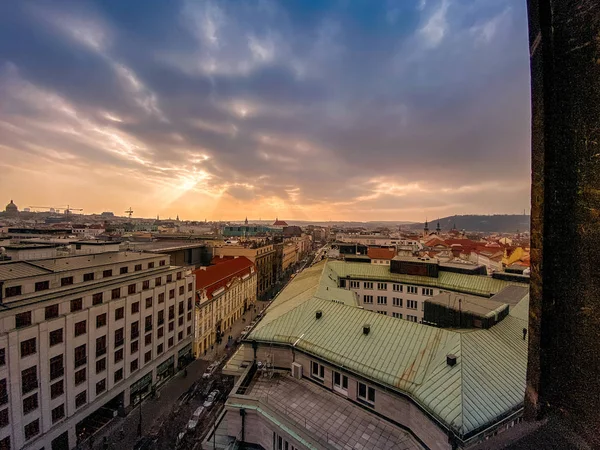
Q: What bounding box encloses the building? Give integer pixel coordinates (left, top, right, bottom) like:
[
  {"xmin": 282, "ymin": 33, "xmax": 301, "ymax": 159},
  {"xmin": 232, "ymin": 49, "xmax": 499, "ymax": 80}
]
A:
[
  {"xmin": 222, "ymin": 225, "xmax": 281, "ymax": 237},
  {"xmin": 0, "ymin": 252, "xmax": 195, "ymax": 450},
  {"xmin": 123, "ymin": 240, "xmax": 212, "ymax": 268},
  {"xmin": 213, "ymin": 242, "xmax": 276, "ymax": 298},
  {"xmin": 192, "ymin": 257, "xmax": 257, "ymax": 356},
  {"xmin": 366, "ymin": 247, "xmax": 396, "ymax": 265},
  {"xmin": 282, "ymin": 242, "xmax": 298, "ymax": 273},
  {"xmin": 4, "ymin": 201, "xmax": 18, "ymax": 218},
  {"xmin": 222, "ymin": 260, "xmax": 530, "ymax": 449}
]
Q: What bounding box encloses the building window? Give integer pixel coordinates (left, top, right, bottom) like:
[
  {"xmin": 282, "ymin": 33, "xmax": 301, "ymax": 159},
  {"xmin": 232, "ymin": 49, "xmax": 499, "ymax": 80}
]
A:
[
  {"xmin": 21, "ymin": 366, "xmax": 37, "ymax": 394},
  {"xmin": 142, "ymin": 280, "xmax": 150, "ymax": 291},
  {"xmin": 130, "ymin": 359, "xmax": 138, "ymax": 373},
  {"xmin": 178, "ymin": 331, "xmax": 183, "ymax": 341},
  {"xmin": 96, "ymin": 379, "xmax": 106, "ymax": 395},
  {"xmin": 155, "ymin": 277, "xmax": 162, "ymax": 287},
  {"xmin": 407, "ymin": 315, "xmax": 418, "ymax": 323},
  {"xmin": 51, "ymin": 380, "xmax": 63, "ymax": 399},
  {"xmin": 61, "ymin": 276, "xmax": 73, "ymax": 287},
  {"xmin": 120, "ymin": 267, "xmax": 128, "ymax": 275},
  {"xmin": 75, "ymin": 391, "xmax": 87, "ymax": 409},
  {"xmin": 131, "ymin": 340, "xmax": 139, "ymax": 354},
  {"xmin": 128, "ymin": 284, "xmax": 136, "ymax": 295},
  {"xmin": 357, "ymin": 382, "xmax": 375, "ymax": 404},
  {"xmin": 115, "ymin": 307, "xmax": 124, "ymax": 321},
  {"xmin": 159, "ymin": 260, "xmax": 166, "ymax": 266},
  {"xmin": 96, "ymin": 335, "xmax": 107, "ymax": 357},
  {"xmin": 0, "ymin": 409, "xmax": 8, "ymax": 428},
  {"xmin": 75, "ymin": 344, "xmax": 87, "ymax": 367},
  {"xmin": 407, "ymin": 300, "xmax": 418, "ymax": 310},
  {"xmin": 0, "ymin": 380, "xmax": 6, "ymax": 406},
  {"xmin": 92, "ymin": 292, "xmax": 103, "ymax": 305},
  {"xmin": 157, "ymin": 327, "xmax": 164, "ymax": 338},
  {"xmin": 21, "ymin": 338, "xmax": 36, "ymax": 358},
  {"xmin": 5, "ymin": 285, "xmax": 22, "ymax": 298},
  {"xmin": 131, "ymin": 321, "xmax": 139, "ymax": 339},
  {"xmin": 96, "ymin": 313, "xmax": 107, "ymax": 328},
  {"xmin": 132, "ymin": 301, "xmax": 140, "ymax": 314},
  {"xmin": 145, "ymin": 315, "xmax": 153, "ymax": 332},
  {"xmin": 169, "ymin": 289, "xmax": 175, "ymax": 300},
  {"xmin": 75, "ymin": 320, "xmax": 87, "ymax": 337},
  {"xmin": 71, "ymin": 298, "xmax": 83, "ymax": 312},
  {"xmin": 363, "ymin": 282, "xmax": 373, "ymax": 289},
  {"xmin": 144, "ymin": 350, "xmax": 152, "ymax": 364},
  {"xmin": 23, "ymin": 393, "xmax": 38, "ymax": 414},
  {"xmin": 393, "ymin": 284, "xmax": 402, "ymax": 292},
  {"xmin": 393, "ymin": 312, "xmax": 403, "ymax": 319},
  {"xmin": 377, "ymin": 283, "xmax": 387, "ymax": 290},
  {"xmin": 103, "ymin": 269, "xmax": 113, "ymax": 278},
  {"xmin": 135, "ymin": 264, "xmax": 142, "ymax": 272},
  {"xmin": 168, "ymin": 305, "xmax": 175, "ymax": 320},
  {"xmin": 145, "ymin": 333, "xmax": 152, "ymax": 346},
  {"xmin": 24, "ymin": 418, "xmax": 40, "ymax": 440},
  {"xmin": 177, "ymin": 272, "xmax": 182, "ymax": 280},
  {"xmin": 188, "ymin": 282, "xmax": 193, "ymax": 292},
  {"xmin": 35, "ymin": 280, "xmax": 50, "ymax": 292},
  {"xmin": 178, "ymin": 301, "xmax": 184, "ymax": 315},
  {"xmin": 377, "ymin": 296, "xmax": 387, "ymax": 305},
  {"xmin": 158, "ymin": 293, "xmax": 165, "ymax": 304},
  {"xmin": 114, "ymin": 368, "xmax": 123, "ymax": 383},
  {"xmin": 178, "ymin": 316, "xmax": 184, "ymax": 327},
  {"xmin": 310, "ymin": 361, "xmax": 325, "ymax": 381},
  {"xmin": 96, "ymin": 357, "xmax": 106, "ymax": 374},
  {"xmin": 179, "ymin": 286, "xmax": 184, "ymax": 296},
  {"xmin": 84, "ymin": 272, "xmax": 95, "ymax": 282},
  {"xmin": 148, "ymin": 262, "xmax": 155, "ymax": 269},
  {"xmin": 157, "ymin": 310, "xmax": 164, "ymax": 325},
  {"xmin": 115, "ymin": 328, "xmax": 124, "ymax": 347},
  {"xmin": 157, "ymin": 343, "xmax": 163, "ymax": 355},
  {"xmin": 50, "ymin": 355, "xmax": 64, "ymax": 380},
  {"xmin": 111, "ymin": 288, "xmax": 121, "ymax": 300},
  {"xmin": 422, "ymin": 288, "xmax": 434, "ymax": 297},
  {"xmin": 114, "ymin": 348, "xmax": 123, "ymax": 363},
  {"xmin": 168, "ymin": 337, "xmax": 174, "ymax": 348},
  {"xmin": 377, "ymin": 311, "xmax": 387, "ymax": 315},
  {"xmin": 51, "ymin": 404, "xmax": 65, "ymax": 424},
  {"xmin": 15, "ymin": 311, "xmax": 32, "ymax": 328},
  {"xmin": 393, "ymin": 297, "xmax": 402, "ymax": 307},
  {"xmin": 75, "ymin": 368, "xmax": 86, "ymax": 386},
  {"xmin": 0, "ymin": 349, "xmax": 4, "ymax": 366},
  {"xmin": 187, "ymin": 325, "xmax": 192, "ymax": 336},
  {"xmin": 407, "ymin": 286, "xmax": 418, "ymax": 294},
  {"xmin": 363, "ymin": 295, "xmax": 373, "ymax": 304},
  {"xmin": 144, "ymin": 298, "xmax": 152, "ymax": 310},
  {"xmin": 333, "ymin": 371, "xmax": 348, "ymax": 393},
  {"xmin": 167, "ymin": 274, "xmax": 173, "ymax": 283}
]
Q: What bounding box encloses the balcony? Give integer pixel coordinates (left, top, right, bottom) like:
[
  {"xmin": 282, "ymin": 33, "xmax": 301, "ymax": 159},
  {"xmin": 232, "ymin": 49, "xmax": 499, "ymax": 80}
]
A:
[
  {"xmin": 131, "ymin": 330, "xmax": 139, "ymax": 340},
  {"xmin": 96, "ymin": 347, "xmax": 107, "ymax": 358},
  {"xmin": 22, "ymin": 379, "xmax": 38, "ymax": 395},
  {"xmin": 74, "ymin": 356, "xmax": 87, "ymax": 368},
  {"xmin": 115, "ymin": 338, "xmax": 124, "ymax": 348},
  {"xmin": 50, "ymin": 367, "xmax": 64, "ymax": 381}
]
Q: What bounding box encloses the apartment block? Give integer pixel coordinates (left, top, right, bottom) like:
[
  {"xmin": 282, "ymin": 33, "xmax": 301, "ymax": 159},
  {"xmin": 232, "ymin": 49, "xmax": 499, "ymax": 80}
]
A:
[{"xmin": 0, "ymin": 252, "xmax": 195, "ymax": 450}]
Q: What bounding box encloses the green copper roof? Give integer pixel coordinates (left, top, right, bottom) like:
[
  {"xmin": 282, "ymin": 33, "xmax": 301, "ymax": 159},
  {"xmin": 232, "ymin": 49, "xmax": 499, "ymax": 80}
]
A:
[{"xmin": 249, "ymin": 260, "xmax": 529, "ymax": 439}]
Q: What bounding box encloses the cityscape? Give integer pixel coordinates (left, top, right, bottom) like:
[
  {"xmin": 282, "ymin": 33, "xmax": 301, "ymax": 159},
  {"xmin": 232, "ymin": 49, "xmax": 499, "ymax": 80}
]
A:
[{"xmin": 1, "ymin": 1, "xmax": 598, "ymax": 450}]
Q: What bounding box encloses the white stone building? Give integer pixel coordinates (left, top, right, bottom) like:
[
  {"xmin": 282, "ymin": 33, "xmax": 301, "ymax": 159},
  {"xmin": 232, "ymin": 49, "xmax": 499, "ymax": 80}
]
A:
[{"xmin": 0, "ymin": 252, "xmax": 195, "ymax": 450}]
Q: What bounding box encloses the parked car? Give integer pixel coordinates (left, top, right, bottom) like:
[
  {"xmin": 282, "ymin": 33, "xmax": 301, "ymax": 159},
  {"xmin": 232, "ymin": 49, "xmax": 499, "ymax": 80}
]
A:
[
  {"xmin": 187, "ymin": 417, "xmax": 199, "ymax": 431},
  {"xmin": 202, "ymin": 363, "xmax": 218, "ymax": 379},
  {"xmin": 193, "ymin": 406, "xmax": 205, "ymax": 419},
  {"xmin": 202, "ymin": 380, "xmax": 215, "ymax": 398},
  {"xmin": 203, "ymin": 390, "xmax": 220, "ymax": 408}
]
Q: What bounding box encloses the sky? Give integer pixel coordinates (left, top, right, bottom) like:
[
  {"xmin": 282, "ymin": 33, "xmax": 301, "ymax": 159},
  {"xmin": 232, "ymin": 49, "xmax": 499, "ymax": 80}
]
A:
[{"xmin": 0, "ymin": 0, "xmax": 531, "ymax": 222}]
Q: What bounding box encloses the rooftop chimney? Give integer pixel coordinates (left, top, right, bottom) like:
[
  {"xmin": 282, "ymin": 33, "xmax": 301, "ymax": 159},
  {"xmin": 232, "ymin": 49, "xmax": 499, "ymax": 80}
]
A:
[
  {"xmin": 363, "ymin": 324, "xmax": 371, "ymax": 335},
  {"xmin": 446, "ymin": 354, "xmax": 457, "ymax": 367},
  {"xmin": 315, "ymin": 310, "xmax": 322, "ymax": 319}
]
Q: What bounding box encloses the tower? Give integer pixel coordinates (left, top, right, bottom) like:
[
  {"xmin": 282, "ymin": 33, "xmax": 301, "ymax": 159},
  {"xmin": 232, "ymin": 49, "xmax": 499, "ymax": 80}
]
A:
[
  {"xmin": 245, "ymin": 216, "xmax": 248, "ymax": 225},
  {"xmin": 436, "ymin": 219, "xmax": 441, "ymax": 235},
  {"xmin": 424, "ymin": 219, "xmax": 429, "ymax": 238}
]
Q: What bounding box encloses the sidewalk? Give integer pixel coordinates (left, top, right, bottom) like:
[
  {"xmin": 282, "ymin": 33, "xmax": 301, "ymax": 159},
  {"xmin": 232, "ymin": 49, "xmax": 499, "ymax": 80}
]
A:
[{"xmin": 87, "ymin": 358, "xmax": 209, "ymax": 449}]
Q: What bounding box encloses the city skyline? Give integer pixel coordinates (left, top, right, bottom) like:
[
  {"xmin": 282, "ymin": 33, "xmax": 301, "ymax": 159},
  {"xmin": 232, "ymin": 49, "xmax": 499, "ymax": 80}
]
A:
[{"xmin": 0, "ymin": 0, "xmax": 531, "ymax": 221}]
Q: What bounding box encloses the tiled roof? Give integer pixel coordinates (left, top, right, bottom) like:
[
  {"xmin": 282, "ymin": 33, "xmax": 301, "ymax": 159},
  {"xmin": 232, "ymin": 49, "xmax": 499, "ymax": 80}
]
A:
[
  {"xmin": 366, "ymin": 247, "xmax": 396, "ymax": 260},
  {"xmin": 194, "ymin": 257, "xmax": 254, "ymax": 300},
  {"xmin": 249, "ymin": 260, "xmax": 529, "ymax": 439}
]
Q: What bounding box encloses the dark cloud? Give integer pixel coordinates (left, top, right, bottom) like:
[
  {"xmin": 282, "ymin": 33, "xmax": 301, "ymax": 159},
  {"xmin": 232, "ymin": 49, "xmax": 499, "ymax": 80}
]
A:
[{"xmin": 0, "ymin": 0, "xmax": 531, "ymax": 220}]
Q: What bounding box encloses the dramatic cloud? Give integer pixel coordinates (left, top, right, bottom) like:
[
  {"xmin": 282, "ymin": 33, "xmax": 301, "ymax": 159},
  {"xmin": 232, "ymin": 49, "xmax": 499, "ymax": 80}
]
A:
[{"xmin": 0, "ymin": 0, "xmax": 530, "ymax": 221}]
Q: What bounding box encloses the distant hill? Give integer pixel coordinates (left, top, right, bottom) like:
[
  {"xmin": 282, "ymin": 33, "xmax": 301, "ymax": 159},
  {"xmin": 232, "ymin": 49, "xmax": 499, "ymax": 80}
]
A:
[{"xmin": 406, "ymin": 215, "xmax": 530, "ymax": 233}]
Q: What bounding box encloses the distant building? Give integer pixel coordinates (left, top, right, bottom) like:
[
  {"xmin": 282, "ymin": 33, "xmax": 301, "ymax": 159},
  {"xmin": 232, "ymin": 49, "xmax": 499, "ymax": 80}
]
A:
[
  {"xmin": 366, "ymin": 247, "xmax": 396, "ymax": 265},
  {"xmin": 0, "ymin": 252, "xmax": 194, "ymax": 450},
  {"xmin": 4, "ymin": 200, "xmax": 18, "ymax": 218},
  {"xmin": 282, "ymin": 242, "xmax": 298, "ymax": 273},
  {"xmin": 192, "ymin": 257, "xmax": 256, "ymax": 356}
]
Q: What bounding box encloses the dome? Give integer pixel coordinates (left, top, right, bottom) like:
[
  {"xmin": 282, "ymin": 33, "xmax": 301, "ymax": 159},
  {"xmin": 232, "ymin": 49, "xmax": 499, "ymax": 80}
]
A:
[{"xmin": 5, "ymin": 200, "xmax": 18, "ymax": 212}]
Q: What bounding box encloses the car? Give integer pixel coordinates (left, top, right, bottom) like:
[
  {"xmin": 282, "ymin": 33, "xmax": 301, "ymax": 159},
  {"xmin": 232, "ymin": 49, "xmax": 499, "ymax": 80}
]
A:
[
  {"xmin": 187, "ymin": 417, "xmax": 199, "ymax": 431},
  {"xmin": 202, "ymin": 363, "xmax": 217, "ymax": 379},
  {"xmin": 192, "ymin": 406, "xmax": 205, "ymax": 419},
  {"xmin": 202, "ymin": 380, "xmax": 215, "ymax": 397},
  {"xmin": 203, "ymin": 389, "xmax": 220, "ymax": 408}
]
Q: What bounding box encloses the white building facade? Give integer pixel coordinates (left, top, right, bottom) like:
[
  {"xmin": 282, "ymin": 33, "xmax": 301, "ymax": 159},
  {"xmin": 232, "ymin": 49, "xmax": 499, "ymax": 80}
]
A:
[{"xmin": 0, "ymin": 252, "xmax": 195, "ymax": 450}]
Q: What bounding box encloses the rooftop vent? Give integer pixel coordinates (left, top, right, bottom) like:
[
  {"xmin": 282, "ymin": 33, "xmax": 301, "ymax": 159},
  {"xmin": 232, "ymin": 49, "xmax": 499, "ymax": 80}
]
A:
[
  {"xmin": 446, "ymin": 354, "xmax": 457, "ymax": 367},
  {"xmin": 363, "ymin": 324, "xmax": 371, "ymax": 335},
  {"xmin": 316, "ymin": 310, "xmax": 323, "ymax": 319}
]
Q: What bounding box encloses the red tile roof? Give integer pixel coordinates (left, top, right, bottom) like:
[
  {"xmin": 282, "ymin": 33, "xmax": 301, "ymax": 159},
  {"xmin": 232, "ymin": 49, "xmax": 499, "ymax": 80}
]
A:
[
  {"xmin": 367, "ymin": 247, "xmax": 396, "ymax": 260},
  {"xmin": 273, "ymin": 219, "xmax": 288, "ymax": 226},
  {"xmin": 194, "ymin": 256, "xmax": 255, "ymax": 300}
]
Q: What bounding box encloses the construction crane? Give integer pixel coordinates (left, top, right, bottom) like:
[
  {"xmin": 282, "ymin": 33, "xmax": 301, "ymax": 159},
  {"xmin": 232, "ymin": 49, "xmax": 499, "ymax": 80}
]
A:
[
  {"xmin": 125, "ymin": 207, "xmax": 134, "ymax": 219},
  {"xmin": 29, "ymin": 205, "xmax": 84, "ymax": 215}
]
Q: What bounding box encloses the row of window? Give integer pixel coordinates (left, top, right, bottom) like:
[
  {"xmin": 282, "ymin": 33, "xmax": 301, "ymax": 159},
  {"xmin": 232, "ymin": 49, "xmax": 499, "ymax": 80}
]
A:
[
  {"xmin": 5, "ymin": 260, "xmax": 170, "ymax": 299},
  {"xmin": 310, "ymin": 361, "xmax": 376, "ymax": 405},
  {"xmin": 350, "ymin": 281, "xmax": 434, "ymax": 296},
  {"xmin": 13, "ymin": 278, "xmax": 192, "ymax": 330},
  {"xmin": 362, "ymin": 295, "xmax": 420, "ymax": 309}
]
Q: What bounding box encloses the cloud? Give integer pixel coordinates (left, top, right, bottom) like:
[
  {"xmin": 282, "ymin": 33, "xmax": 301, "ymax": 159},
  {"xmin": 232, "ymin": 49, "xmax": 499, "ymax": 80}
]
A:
[{"xmin": 0, "ymin": 0, "xmax": 531, "ymax": 221}]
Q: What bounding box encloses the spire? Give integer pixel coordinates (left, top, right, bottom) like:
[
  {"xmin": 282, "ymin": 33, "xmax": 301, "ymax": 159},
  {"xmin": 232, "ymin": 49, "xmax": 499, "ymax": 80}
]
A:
[
  {"xmin": 436, "ymin": 218, "xmax": 441, "ymax": 235},
  {"xmin": 245, "ymin": 216, "xmax": 248, "ymax": 225}
]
